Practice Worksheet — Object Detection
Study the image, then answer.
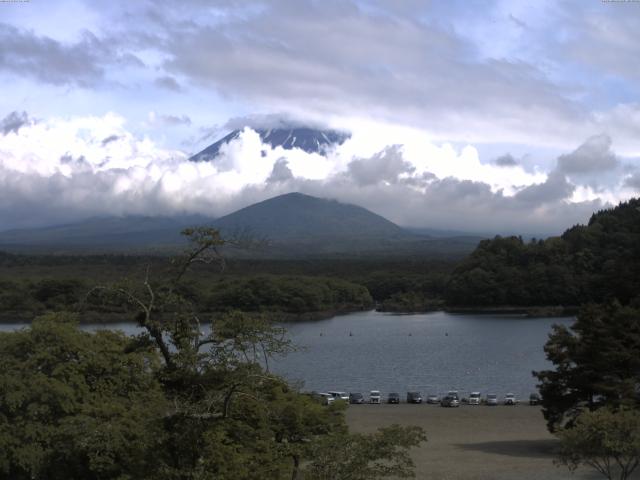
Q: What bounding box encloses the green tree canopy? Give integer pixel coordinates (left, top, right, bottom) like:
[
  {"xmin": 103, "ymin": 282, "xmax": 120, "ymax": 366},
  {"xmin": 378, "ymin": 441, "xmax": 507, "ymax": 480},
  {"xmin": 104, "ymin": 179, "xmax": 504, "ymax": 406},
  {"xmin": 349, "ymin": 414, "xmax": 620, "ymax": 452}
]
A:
[
  {"xmin": 534, "ymin": 302, "xmax": 640, "ymax": 431},
  {"xmin": 556, "ymin": 408, "xmax": 640, "ymax": 480},
  {"xmin": 0, "ymin": 313, "xmax": 167, "ymax": 480},
  {"xmin": 446, "ymin": 198, "xmax": 640, "ymax": 307},
  {"xmin": 305, "ymin": 424, "xmax": 427, "ymax": 479}
]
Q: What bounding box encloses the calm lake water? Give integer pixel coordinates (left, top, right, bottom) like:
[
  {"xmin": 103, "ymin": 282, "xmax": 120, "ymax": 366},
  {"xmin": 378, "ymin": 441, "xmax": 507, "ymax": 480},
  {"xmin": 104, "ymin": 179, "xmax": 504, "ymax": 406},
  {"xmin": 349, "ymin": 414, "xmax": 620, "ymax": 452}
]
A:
[{"xmin": 0, "ymin": 310, "xmax": 573, "ymax": 399}]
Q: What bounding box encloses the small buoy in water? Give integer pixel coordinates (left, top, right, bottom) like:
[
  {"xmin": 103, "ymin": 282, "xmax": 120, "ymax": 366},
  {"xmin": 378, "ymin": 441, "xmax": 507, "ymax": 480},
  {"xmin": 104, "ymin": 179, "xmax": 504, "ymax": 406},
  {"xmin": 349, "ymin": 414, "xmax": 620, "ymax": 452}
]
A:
[
  {"xmin": 319, "ymin": 332, "xmax": 323, "ymax": 336},
  {"xmin": 408, "ymin": 333, "xmax": 412, "ymax": 336},
  {"xmin": 445, "ymin": 332, "xmax": 449, "ymax": 336},
  {"xmin": 349, "ymin": 331, "xmax": 353, "ymax": 336}
]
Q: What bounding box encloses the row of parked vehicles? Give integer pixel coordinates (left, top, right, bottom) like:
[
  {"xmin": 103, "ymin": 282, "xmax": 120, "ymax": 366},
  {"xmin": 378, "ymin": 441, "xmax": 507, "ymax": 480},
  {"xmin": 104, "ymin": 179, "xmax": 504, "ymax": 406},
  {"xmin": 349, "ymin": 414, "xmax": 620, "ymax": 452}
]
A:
[{"xmin": 314, "ymin": 390, "xmax": 542, "ymax": 406}]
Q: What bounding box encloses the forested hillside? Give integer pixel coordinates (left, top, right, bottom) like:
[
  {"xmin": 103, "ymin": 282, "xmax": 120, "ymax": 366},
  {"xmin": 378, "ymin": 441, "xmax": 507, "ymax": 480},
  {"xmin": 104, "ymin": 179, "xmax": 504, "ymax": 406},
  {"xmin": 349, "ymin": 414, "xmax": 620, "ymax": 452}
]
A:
[
  {"xmin": 445, "ymin": 198, "xmax": 640, "ymax": 307},
  {"xmin": 0, "ymin": 251, "xmax": 454, "ymax": 321}
]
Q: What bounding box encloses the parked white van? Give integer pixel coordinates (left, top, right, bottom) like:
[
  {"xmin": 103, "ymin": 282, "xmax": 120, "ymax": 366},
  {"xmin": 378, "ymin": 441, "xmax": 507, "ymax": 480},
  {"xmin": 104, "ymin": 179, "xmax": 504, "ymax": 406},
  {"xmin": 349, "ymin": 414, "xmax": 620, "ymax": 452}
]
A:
[{"xmin": 468, "ymin": 392, "xmax": 481, "ymax": 405}]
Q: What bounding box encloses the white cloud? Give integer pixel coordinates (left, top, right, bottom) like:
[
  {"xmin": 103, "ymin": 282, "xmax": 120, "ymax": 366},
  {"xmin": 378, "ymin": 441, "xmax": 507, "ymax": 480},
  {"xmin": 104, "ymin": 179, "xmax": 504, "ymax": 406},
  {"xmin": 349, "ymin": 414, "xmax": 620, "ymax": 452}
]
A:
[{"xmin": 0, "ymin": 112, "xmax": 634, "ymax": 235}]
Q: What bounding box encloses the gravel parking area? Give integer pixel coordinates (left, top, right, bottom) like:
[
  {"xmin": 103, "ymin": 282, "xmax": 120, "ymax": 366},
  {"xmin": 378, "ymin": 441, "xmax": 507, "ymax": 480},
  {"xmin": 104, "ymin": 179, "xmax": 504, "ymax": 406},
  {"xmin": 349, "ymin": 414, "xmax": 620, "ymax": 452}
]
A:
[{"xmin": 345, "ymin": 404, "xmax": 627, "ymax": 480}]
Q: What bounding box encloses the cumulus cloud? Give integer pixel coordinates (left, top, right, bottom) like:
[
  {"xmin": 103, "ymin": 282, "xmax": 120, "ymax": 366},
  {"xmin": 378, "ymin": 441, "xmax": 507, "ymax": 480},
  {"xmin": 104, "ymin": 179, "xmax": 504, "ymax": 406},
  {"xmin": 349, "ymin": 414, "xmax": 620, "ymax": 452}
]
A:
[
  {"xmin": 0, "ymin": 111, "xmax": 30, "ymax": 135},
  {"xmin": 494, "ymin": 153, "xmax": 518, "ymax": 167},
  {"xmin": 346, "ymin": 146, "xmax": 414, "ymax": 186},
  {"xmin": 515, "ymin": 170, "xmax": 575, "ymax": 204},
  {"xmin": 0, "ymin": 112, "xmax": 629, "ymax": 235},
  {"xmin": 557, "ymin": 134, "xmax": 618, "ymax": 174},
  {"xmin": 2, "ymin": 0, "xmax": 639, "ymax": 240},
  {"xmin": 267, "ymin": 158, "xmax": 294, "ymax": 183}
]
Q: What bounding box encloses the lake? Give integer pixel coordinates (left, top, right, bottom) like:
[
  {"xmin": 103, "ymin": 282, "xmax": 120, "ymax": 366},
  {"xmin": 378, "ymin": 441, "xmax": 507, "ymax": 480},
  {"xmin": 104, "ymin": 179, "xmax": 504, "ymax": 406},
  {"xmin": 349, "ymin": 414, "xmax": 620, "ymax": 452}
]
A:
[
  {"xmin": 0, "ymin": 310, "xmax": 573, "ymax": 399},
  {"xmin": 270, "ymin": 310, "xmax": 573, "ymax": 399}
]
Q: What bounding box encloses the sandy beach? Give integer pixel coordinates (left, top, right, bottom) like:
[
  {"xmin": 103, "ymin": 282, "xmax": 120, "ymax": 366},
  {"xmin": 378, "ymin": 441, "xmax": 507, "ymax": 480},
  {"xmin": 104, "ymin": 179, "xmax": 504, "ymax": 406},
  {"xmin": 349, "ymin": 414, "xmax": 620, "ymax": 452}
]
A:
[{"xmin": 346, "ymin": 404, "xmax": 630, "ymax": 480}]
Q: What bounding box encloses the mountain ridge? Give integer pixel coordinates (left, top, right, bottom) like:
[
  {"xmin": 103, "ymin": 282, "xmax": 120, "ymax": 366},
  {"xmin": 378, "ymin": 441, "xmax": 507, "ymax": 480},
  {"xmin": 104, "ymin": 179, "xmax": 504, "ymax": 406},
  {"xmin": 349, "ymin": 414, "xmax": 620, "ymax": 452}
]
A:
[
  {"xmin": 0, "ymin": 193, "xmax": 484, "ymax": 257},
  {"xmin": 190, "ymin": 127, "xmax": 350, "ymax": 161}
]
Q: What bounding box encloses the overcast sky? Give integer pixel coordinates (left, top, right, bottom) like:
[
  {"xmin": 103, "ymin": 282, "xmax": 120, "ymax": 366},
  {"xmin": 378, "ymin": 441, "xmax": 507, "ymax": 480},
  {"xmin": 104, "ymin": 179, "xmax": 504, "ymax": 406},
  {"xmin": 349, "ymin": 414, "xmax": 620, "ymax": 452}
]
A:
[{"xmin": 1, "ymin": 0, "xmax": 639, "ymax": 235}]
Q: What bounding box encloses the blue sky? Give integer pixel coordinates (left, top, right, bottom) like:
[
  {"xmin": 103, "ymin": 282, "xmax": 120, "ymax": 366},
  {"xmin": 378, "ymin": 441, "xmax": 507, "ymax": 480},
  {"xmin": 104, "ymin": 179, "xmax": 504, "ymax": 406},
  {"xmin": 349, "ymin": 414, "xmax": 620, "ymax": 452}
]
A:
[{"xmin": 0, "ymin": 0, "xmax": 639, "ymax": 234}]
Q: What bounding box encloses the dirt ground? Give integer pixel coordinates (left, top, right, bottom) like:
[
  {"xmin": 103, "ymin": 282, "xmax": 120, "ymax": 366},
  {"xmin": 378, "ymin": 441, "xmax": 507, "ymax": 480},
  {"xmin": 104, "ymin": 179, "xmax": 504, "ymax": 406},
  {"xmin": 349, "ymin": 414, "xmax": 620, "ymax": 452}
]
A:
[{"xmin": 346, "ymin": 404, "xmax": 634, "ymax": 480}]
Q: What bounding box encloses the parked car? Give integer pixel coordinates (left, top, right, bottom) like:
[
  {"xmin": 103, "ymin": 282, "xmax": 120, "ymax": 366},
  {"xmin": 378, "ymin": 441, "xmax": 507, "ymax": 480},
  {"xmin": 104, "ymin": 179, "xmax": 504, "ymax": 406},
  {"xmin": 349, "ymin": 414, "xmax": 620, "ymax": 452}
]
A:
[
  {"xmin": 529, "ymin": 393, "xmax": 541, "ymax": 405},
  {"xmin": 440, "ymin": 395, "xmax": 460, "ymax": 407},
  {"xmin": 468, "ymin": 392, "xmax": 481, "ymax": 405},
  {"xmin": 485, "ymin": 393, "xmax": 498, "ymax": 406},
  {"xmin": 426, "ymin": 394, "xmax": 440, "ymax": 404},
  {"xmin": 447, "ymin": 390, "xmax": 459, "ymax": 400},
  {"xmin": 387, "ymin": 392, "xmax": 400, "ymax": 404},
  {"xmin": 369, "ymin": 390, "xmax": 381, "ymax": 404},
  {"xmin": 407, "ymin": 391, "xmax": 423, "ymax": 403},
  {"xmin": 328, "ymin": 391, "xmax": 349, "ymax": 403},
  {"xmin": 318, "ymin": 393, "xmax": 335, "ymax": 405},
  {"xmin": 504, "ymin": 393, "xmax": 517, "ymax": 405},
  {"xmin": 349, "ymin": 392, "xmax": 364, "ymax": 404}
]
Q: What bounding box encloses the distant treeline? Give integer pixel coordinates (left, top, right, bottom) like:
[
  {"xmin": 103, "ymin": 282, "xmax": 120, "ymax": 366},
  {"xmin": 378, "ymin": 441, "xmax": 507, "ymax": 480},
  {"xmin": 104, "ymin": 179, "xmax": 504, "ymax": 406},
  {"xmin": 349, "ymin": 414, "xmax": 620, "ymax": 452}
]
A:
[
  {"xmin": 204, "ymin": 275, "xmax": 373, "ymax": 314},
  {"xmin": 446, "ymin": 198, "xmax": 640, "ymax": 307},
  {"xmin": 0, "ymin": 253, "xmax": 455, "ymax": 321},
  {"xmin": 0, "ymin": 275, "xmax": 374, "ymax": 322},
  {"xmin": 2, "ymin": 198, "xmax": 639, "ymax": 319}
]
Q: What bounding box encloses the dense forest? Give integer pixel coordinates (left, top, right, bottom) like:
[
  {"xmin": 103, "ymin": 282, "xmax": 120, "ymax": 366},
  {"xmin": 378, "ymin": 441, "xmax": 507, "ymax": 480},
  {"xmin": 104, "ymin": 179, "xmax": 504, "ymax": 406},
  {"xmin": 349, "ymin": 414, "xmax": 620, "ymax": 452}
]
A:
[
  {"xmin": 446, "ymin": 198, "xmax": 640, "ymax": 307},
  {"xmin": 1, "ymin": 198, "xmax": 639, "ymax": 322},
  {"xmin": 0, "ymin": 254, "xmax": 452, "ymax": 322},
  {"xmin": 0, "ymin": 274, "xmax": 373, "ymax": 323}
]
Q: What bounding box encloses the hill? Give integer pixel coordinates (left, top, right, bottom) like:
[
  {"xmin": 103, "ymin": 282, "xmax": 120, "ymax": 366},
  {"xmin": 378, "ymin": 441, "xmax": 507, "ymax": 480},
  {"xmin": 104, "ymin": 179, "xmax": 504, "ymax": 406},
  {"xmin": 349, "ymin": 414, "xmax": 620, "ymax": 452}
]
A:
[
  {"xmin": 0, "ymin": 193, "xmax": 483, "ymax": 258},
  {"xmin": 190, "ymin": 127, "xmax": 350, "ymax": 161},
  {"xmin": 212, "ymin": 192, "xmax": 404, "ymax": 241},
  {"xmin": 445, "ymin": 198, "xmax": 640, "ymax": 307},
  {"xmin": 210, "ymin": 192, "xmax": 481, "ymax": 257},
  {"xmin": 0, "ymin": 216, "xmax": 208, "ymax": 253}
]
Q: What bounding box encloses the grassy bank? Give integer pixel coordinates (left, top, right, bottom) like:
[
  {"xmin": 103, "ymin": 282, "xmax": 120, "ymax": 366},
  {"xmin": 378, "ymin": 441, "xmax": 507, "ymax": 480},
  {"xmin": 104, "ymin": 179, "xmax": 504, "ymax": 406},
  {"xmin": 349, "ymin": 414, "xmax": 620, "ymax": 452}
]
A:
[{"xmin": 346, "ymin": 404, "xmax": 599, "ymax": 480}]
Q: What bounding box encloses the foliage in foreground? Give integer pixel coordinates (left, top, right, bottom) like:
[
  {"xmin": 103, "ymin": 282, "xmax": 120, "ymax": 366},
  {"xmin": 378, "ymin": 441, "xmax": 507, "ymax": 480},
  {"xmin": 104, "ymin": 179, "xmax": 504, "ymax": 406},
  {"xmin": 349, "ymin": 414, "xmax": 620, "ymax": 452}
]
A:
[
  {"xmin": 0, "ymin": 314, "xmax": 167, "ymax": 479},
  {"xmin": 537, "ymin": 299, "xmax": 640, "ymax": 479},
  {"xmin": 0, "ymin": 228, "xmax": 426, "ymax": 479},
  {"xmin": 534, "ymin": 302, "xmax": 640, "ymax": 432},
  {"xmin": 306, "ymin": 425, "xmax": 427, "ymax": 480},
  {"xmin": 556, "ymin": 408, "xmax": 640, "ymax": 480}
]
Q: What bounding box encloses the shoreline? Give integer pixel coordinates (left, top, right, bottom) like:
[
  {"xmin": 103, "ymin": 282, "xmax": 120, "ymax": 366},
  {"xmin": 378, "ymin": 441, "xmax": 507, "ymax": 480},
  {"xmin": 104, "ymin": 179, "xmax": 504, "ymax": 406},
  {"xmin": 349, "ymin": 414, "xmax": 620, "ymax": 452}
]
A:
[
  {"xmin": 0, "ymin": 305, "xmax": 577, "ymax": 325},
  {"xmin": 377, "ymin": 305, "xmax": 578, "ymax": 317},
  {"xmin": 444, "ymin": 305, "xmax": 579, "ymax": 317},
  {"xmin": 0, "ymin": 307, "xmax": 370, "ymax": 325}
]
